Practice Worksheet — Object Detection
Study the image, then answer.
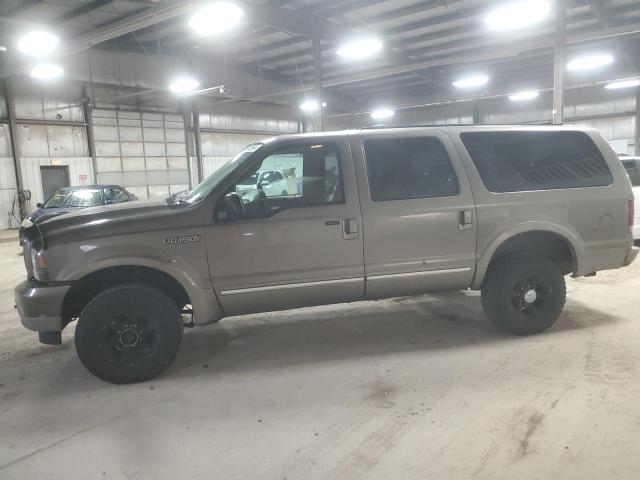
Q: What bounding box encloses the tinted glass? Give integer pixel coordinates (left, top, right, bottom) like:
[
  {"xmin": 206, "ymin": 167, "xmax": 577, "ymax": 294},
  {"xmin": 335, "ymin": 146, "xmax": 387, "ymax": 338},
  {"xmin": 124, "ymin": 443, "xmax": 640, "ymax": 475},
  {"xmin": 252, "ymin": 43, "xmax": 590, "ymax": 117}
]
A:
[
  {"xmin": 622, "ymin": 159, "xmax": 640, "ymax": 187},
  {"xmin": 104, "ymin": 188, "xmax": 117, "ymax": 204},
  {"xmin": 44, "ymin": 189, "xmax": 103, "ymax": 208},
  {"xmin": 461, "ymin": 131, "xmax": 612, "ymax": 193},
  {"xmin": 363, "ymin": 137, "xmax": 459, "ymax": 201}
]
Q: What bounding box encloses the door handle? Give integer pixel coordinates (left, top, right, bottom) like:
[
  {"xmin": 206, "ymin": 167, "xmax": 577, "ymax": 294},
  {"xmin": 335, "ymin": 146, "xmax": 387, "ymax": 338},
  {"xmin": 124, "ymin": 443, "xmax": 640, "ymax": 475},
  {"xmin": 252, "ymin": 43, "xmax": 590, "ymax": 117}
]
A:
[
  {"xmin": 343, "ymin": 218, "xmax": 359, "ymax": 240},
  {"xmin": 458, "ymin": 209, "xmax": 473, "ymax": 231}
]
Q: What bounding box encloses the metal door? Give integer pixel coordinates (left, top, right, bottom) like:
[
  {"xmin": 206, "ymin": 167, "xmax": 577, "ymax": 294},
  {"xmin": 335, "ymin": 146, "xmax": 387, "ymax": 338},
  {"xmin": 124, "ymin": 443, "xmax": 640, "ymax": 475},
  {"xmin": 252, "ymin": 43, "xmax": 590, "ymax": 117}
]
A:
[
  {"xmin": 350, "ymin": 129, "xmax": 477, "ymax": 299},
  {"xmin": 205, "ymin": 136, "xmax": 364, "ymax": 316},
  {"xmin": 40, "ymin": 166, "xmax": 70, "ymax": 201}
]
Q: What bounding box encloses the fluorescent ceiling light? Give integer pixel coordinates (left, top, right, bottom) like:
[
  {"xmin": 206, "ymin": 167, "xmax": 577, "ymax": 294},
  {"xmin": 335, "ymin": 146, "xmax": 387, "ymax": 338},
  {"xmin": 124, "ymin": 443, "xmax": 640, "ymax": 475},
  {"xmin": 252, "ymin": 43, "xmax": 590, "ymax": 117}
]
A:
[
  {"xmin": 508, "ymin": 90, "xmax": 539, "ymax": 101},
  {"xmin": 604, "ymin": 79, "xmax": 640, "ymax": 90},
  {"xmin": 17, "ymin": 31, "xmax": 59, "ymax": 57},
  {"xmin": 169, "ymin": 77, "xmax": 199, "ymax": 94},
  {"xmin": 453, "ymin": 75, "xmax": 489, "ymax": 88},
  {"xmin": 300, "ymin": 100, "xmax": 319, "ymax": 112},
  {"xmin": 567, "ymin": 54, "xmax": 614, "ymax": 71},
  {"xmin": 30, "ymin": 64, "xmax": 63, "ymax": 80},
  {"xmin": 371, "ymin": 108, "xmax": 394, "ymax": 120},
  {"xmin": 337, "ymin": 37, "xmax": 383, "ymax": 60},
  {"xmin": 189, "ymin": 2, "xmax": 245, "ymax": 35},
  {"xmin": 485, "ymin": 0, "xmax": 551, "ymax": 31}
]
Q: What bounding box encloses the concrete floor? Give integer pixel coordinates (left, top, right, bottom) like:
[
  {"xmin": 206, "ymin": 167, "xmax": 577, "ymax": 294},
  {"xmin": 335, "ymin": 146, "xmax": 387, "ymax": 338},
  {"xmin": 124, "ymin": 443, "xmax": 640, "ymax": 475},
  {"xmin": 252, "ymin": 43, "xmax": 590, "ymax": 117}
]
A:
[{"xmin": 1, "ymin": 235, "xmax": 639, "ymax": 480}]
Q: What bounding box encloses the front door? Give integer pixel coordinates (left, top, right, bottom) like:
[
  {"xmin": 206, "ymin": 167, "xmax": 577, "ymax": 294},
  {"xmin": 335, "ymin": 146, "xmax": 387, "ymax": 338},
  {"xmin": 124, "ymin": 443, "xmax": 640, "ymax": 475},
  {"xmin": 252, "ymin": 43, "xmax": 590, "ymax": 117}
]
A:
[
  {"xmin": 40, "ymin": 166, "xmax": 70, "ymax": 201},
  {"xmin": 205, "ymin": 137, "xmax": 364, "ymax": 316},
  {"xmin": 350, "ymin": 130, "xmax": 477, "ymax": 299}
]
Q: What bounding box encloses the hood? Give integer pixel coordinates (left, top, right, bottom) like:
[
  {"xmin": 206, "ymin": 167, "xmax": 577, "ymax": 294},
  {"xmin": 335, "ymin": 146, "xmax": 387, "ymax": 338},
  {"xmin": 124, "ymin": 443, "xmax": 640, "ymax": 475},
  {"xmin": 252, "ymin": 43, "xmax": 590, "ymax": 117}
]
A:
[
  {"xmin": 36, "ymin": 200, "xmax": 202, "ymax": 245},
  {"xmin": 29, "ymin": 207, "xmax": 76, "ymax": 223}
]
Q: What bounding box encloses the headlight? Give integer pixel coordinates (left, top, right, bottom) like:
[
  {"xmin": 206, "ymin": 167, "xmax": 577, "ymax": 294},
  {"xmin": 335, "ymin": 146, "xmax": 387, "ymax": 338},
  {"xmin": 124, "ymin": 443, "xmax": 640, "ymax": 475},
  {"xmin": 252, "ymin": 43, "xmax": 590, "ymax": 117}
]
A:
[{"xmin": 21, "ymin": 218, "xmax": 33, "ymax": 228}]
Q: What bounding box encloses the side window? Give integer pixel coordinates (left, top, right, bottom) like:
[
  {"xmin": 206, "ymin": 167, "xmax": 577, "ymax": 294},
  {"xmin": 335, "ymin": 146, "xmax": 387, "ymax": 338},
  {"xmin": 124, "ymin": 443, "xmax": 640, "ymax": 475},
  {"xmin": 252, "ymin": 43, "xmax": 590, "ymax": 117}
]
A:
[
  {"xmin": 114, "ymin": 188, "xmax": 130, "ymax": 202},
  {"xmin": 460, "ymin": 131, "xmax": 613, "ymax": 193},
  {"xmin": 363, "ymin": 137, "xmax": 459, "ymax": 202},
  {"xmin": 622, "ymin": 159, "xmax": 640, "ymax": 187},
  {"xmin": 104, "ymin": 188, "xmax": 117, "ymax": 204},
  {"xmin": 218, "ymin": 142, "xmax": 344, "ymax": 221}
]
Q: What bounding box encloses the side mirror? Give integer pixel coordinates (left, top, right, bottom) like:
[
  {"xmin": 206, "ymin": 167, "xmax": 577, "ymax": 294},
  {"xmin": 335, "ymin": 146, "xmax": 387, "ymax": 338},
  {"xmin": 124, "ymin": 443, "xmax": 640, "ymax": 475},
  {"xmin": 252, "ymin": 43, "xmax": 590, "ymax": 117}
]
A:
[
  {"xmin": 36, "ymin": 202, "xmax": 43, "ymax": 208},
  {"xmin": 259, "ymin": 180, "xmax": 271, "ymax": 187},
  {"xmin": 220, "ymin": 192, "xmax": 244, "ymax": 221}
]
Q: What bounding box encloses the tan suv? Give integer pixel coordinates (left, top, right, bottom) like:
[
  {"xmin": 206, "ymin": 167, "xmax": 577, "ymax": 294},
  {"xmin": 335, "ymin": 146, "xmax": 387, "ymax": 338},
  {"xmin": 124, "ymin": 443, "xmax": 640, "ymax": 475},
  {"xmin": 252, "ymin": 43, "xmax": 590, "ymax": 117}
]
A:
[{"xmin": 16, "ymin": 126, "xmax": 638, "ymax": 383}]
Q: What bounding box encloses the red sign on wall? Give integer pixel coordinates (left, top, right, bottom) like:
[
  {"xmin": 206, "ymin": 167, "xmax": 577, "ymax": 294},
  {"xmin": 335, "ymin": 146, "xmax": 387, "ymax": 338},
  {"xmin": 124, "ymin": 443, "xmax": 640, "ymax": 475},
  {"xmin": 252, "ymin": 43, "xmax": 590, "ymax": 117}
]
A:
[{"xmin": 79, "ymin": 174, "xmax": 88, "ymax": 185}]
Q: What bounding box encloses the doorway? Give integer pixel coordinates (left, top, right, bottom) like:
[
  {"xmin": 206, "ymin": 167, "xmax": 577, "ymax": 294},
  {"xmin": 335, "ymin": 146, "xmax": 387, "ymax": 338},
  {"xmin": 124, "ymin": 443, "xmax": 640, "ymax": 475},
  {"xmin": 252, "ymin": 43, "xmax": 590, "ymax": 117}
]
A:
[{"xmin": 40, "ymin": 166, "xmax": 70, "ymax": 201}]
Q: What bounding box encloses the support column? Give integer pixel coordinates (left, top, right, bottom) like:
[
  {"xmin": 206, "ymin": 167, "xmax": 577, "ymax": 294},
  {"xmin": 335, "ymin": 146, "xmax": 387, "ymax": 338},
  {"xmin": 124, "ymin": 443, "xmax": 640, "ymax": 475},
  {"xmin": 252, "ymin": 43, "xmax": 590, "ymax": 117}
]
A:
[
  {"xmin": 552, "ymin": 0, "xmax": 566, "ymax": 125},
  {"xmin": 472, "ymin": 103, "xmax": 480, "ymax": 125},
  {"xmin": 81, "ymin": 86, "xmax": 98, "ymax": 184},
  {"xmin": 636, "ymin": 89, "xmax": 640, "ymax": 155},
  {"xmin": 312, "ymin": 30, "xmax": 324, "ymax": 132},
  {"xmin": 192, "ymin": 107, "xmax": 203, "ymax": 184},
  {"xmin": 3, "ymin": 76, "xmax": 27, "ymax": 219}
]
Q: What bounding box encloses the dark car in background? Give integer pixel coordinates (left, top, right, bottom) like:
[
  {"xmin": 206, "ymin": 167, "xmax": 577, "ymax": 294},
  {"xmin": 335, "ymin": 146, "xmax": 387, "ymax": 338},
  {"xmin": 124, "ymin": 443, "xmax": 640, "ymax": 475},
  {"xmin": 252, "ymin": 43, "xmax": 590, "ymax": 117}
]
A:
[{"xmin": 19, "ymin": 185, "xmax": 137, "ymax": 245}]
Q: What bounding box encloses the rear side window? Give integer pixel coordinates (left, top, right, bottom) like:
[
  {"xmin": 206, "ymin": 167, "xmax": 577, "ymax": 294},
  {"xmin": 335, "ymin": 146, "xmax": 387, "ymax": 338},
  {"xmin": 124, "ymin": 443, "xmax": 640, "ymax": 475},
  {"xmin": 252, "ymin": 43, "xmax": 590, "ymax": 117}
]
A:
[
  {"xmin": 460, "ymin": 131, "xmax": 613, "ymax": 193},
  {"xmin": 363, "ymin": 137, "xmax": 459, "ymax": 201},
  {"xmin": 622, "ymin": 159, "xmax": 640, "ymax": 187}
]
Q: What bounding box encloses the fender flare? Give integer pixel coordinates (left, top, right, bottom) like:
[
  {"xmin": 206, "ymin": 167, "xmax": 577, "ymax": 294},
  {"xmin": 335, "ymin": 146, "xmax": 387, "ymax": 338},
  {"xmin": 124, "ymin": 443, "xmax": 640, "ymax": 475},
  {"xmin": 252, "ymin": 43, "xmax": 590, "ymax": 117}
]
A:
[
  {"xmin": 471, "ymin": 221, "xmax": 585, "ymax": 289},
  {"xmin": 65, "ymin": 256, "xmax": 224, "ymax": 325}
]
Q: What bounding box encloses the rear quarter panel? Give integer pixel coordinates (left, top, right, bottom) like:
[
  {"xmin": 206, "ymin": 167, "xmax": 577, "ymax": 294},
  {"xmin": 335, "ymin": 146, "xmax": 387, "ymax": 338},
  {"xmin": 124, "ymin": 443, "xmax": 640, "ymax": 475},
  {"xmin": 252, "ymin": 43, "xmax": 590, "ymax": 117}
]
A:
[{"xmin": 448, "ymin": 126, "xmax": 634, "ymax": 288}]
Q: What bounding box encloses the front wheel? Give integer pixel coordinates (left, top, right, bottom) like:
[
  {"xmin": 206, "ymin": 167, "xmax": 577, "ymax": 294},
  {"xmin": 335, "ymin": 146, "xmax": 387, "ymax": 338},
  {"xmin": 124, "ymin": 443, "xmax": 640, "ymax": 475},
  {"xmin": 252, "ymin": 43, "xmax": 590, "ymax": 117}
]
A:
[
  {"xmin": 481, "ymin": 256, "xmax": 566, "ymax": 335},
  {"xmin": 75, "ymin": 284, "xmax": 183, "ymax": 384}
]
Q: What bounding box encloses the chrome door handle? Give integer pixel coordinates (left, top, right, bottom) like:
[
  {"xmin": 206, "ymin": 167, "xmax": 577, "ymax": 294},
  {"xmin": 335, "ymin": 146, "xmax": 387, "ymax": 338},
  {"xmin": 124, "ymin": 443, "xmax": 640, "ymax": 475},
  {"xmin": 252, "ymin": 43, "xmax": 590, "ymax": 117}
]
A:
[
  {"xmin": 458, "ymin": 209, "xmax": 473, "ymax": 230},
  {"xmin": 343, "ymin": 218, "xmax": 359, "ymax": 240}
]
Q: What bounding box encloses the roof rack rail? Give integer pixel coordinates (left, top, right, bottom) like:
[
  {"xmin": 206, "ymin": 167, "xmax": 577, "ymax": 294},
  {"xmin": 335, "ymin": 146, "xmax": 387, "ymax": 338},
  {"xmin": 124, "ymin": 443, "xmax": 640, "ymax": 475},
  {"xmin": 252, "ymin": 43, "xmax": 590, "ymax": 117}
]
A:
[{"xmin": 359, "ymin": 122, "xmax": 554, "ymax": 130}]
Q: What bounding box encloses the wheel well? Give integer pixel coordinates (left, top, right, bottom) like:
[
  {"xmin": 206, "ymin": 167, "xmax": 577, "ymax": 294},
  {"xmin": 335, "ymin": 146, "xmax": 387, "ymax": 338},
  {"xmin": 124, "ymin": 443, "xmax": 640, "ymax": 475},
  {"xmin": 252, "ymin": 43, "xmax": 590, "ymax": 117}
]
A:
[
  {"xmin": 62, "ymin": 266, "xmax": 191, "ymax": 321},
  {"xmin": 488, "ymin": 231, "xmax": 576, "ymax": 275}
]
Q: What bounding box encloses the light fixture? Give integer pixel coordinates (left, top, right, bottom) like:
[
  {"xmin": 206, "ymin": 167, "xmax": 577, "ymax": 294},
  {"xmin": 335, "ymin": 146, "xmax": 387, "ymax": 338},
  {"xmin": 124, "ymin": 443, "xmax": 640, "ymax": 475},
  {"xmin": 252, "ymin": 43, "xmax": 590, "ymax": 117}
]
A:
[
  {"xmin": 604, "ymin": 79, "xmax": 640, "ymax": 90},
  {"xmin": 371, "ymin": 108, "xmax": 394, "ymax": 120},
  {"xmin": 169, "ymin": 77, "xmax": 200, "ymax": 94},
  {"xmin": 508, "ymin": 90, "xmax": 539, "ymax": 101},
  {"xmin": 484, "ymin": 0, "xmax": 551, "ymax": 31},
  {"xmin": 189, "ymin": 2, "xmax": 245, "ymax": 35},
  {"xmin": 17, "ymin": 31, "xmax": 59, "ymax": 57},
  {"xmin": 453, "ymin": 75, "xmax": 489, "ymax": 89},
  {"xmin": 30, "ymin": 64, "xmax": 63, "ymax": 80},
  {"xmin": 567, "ymin": 54, "xmax": 614, "ymax": 72},
  {"xmin": 300, "ymin": 99, "xmax": 319, "ymax": 112},
  {"xmin": 337, "ymin": 37, "xmax": 383, "ymax": 60}
]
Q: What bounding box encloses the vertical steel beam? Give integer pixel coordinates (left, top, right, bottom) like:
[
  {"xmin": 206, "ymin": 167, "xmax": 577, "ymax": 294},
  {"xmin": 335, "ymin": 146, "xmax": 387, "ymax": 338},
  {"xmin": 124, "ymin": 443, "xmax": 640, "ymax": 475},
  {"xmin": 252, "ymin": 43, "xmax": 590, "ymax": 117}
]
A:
[
  {"xmin": 312, "ymin": 30, "xmax": 324, "ymax": 132},
  {"xmin": 182, "ymin": 106, "xmax": 195, "ymax": 188},
  {"xmin": 81, "ymin": 86, "xmax": 98, "ymax": 184},
  {"xmin": 472, "ymin": 102, "xmax": 480, "ymax": 124},
  {"xmin": 3, "ymin": 76, "xmax": 27, "ymax": 218},
  {"xmin": 552, "ymin": 0, "xmax": 566, "ymax": 125},
  {"xmin": 192, "ymin": 107, "xmax": 203, "ymax": 184},
  {"xmin": 636, "ymin": 89, "xmax": 640, "ymax": 155}
]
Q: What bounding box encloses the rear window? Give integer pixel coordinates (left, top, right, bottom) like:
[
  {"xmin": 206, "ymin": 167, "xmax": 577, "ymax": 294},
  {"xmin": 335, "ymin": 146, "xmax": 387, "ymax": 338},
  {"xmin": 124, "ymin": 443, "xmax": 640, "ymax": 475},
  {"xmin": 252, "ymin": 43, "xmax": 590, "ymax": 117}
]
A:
[
  {"xmin": 622, "ymin": 159, "xmax": 640, "ymax": 187},
  {"xmin": 460, "ymin": 131, "xmax": 613, "ymax": 193}
]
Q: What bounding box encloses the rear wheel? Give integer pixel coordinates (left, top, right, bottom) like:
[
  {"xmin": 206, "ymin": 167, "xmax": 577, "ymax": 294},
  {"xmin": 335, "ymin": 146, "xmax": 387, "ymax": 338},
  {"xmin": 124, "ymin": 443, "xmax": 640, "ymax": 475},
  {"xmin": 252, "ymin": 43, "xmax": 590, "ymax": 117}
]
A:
[
  {"xmin": 481, "ymin": 255, "xmax": 566, "ymax": 335},
  {"xmin": 75, "ymin": 283, "xmax": 183, "ymax": 384}
]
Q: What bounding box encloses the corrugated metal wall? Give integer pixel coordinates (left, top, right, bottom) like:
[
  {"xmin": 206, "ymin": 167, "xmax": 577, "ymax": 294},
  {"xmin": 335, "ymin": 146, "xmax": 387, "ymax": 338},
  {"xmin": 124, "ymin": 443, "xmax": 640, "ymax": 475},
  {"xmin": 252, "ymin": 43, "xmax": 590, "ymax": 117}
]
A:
[
  {"xmin": 93, "ymin": 109, "xmax": 189, "ymax": 200},
  {"xmin": 327, "ymin": 86, "xmax": 638, "ymax": 154}
]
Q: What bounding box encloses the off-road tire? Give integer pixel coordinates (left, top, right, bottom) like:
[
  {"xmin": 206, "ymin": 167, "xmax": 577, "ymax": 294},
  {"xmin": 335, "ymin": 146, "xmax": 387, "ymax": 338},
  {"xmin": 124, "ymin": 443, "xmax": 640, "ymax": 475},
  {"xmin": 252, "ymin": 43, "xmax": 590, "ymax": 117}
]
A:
[
  {"xmin": 75, "ymin": 283, "xmax": 183, "ymax": 384},
  {"xmin": 481, "ymin": 255, "xmax": 566, "ymax": 335}
]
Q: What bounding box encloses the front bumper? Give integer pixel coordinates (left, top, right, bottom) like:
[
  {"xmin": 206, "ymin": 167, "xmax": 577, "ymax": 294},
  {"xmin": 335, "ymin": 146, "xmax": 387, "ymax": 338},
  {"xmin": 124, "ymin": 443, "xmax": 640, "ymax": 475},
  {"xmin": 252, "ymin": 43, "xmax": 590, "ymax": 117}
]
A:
[
  {"xmin": 623, "ymin": 246, "xmax": 639, "ymax": 267},
  {"xmin": 15, "ymin": 280, "xmax": 71, "ymax": 332}
]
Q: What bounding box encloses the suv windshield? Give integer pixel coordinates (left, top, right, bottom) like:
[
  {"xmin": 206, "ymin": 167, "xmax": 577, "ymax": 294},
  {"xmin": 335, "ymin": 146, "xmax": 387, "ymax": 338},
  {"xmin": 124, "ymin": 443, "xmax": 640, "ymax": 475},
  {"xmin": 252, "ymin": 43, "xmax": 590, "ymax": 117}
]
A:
[
  {"xmin": 184, "ymin": 143, "xmax": 263, "ymax": 204},
  {"xmin": 44, "ymin": 189, "xmax": 103, "ymax": 208}
]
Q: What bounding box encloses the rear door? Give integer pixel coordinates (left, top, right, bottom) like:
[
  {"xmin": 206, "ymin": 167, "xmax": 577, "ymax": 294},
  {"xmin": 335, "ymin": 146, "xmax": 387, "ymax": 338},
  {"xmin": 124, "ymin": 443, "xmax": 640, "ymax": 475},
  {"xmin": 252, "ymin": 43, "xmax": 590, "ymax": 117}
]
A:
[
  {"xmin": 350, "ymin": 129, "xmax": 477, "ymax": 299},
  {"xmin": 205, "ymin": 136, "xmax": 365, "ymax": 315}
]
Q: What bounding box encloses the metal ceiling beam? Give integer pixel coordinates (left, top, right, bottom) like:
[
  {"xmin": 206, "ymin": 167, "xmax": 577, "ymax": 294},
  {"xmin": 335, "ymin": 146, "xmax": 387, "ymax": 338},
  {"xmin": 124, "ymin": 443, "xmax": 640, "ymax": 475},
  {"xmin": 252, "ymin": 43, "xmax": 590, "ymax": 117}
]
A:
[
  {"xmin": 245, "ymin": 20, "xmax": 640, "ymax": 100},
  {"xmin": 590, "ymin": 1, "xmax": 640, "ymax": 72}
]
